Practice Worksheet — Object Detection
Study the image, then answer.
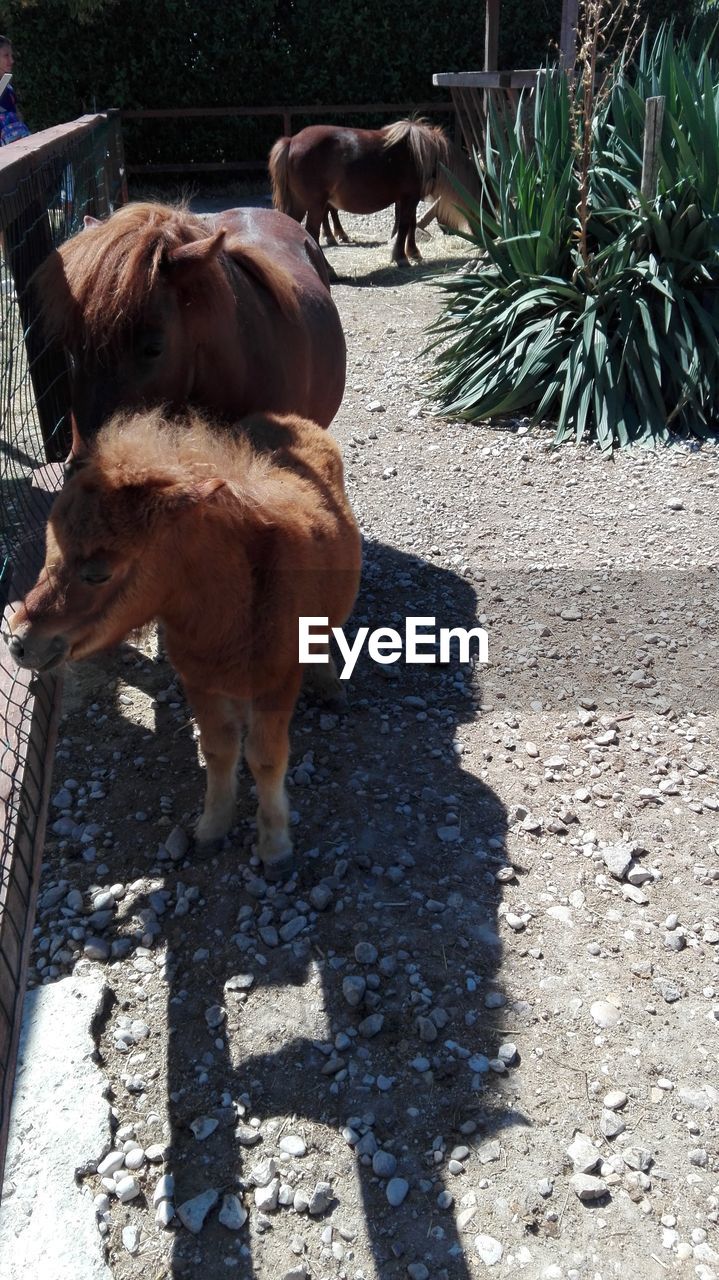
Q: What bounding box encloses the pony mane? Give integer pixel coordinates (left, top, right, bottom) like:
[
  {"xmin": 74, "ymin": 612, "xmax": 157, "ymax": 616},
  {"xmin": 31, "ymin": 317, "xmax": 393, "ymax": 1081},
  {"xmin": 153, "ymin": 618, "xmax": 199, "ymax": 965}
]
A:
[
  {"xmin": 89, "ymin": 408, "xmax": 283, "ymax": 520},
  {"xmin": 382, "ymin": 118, "xmax": 450, "ymax": 196},
  {"xmin": 34, "ymin": 201, "xmax": 297, "ymax": 350}
]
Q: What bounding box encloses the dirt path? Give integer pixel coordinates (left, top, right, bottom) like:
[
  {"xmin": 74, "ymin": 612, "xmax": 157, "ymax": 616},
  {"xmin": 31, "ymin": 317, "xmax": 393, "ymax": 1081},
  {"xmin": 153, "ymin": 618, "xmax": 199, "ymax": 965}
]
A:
[{"xmin": 18, "ymin": 209, "xmax": 719, "ymax": 1280}]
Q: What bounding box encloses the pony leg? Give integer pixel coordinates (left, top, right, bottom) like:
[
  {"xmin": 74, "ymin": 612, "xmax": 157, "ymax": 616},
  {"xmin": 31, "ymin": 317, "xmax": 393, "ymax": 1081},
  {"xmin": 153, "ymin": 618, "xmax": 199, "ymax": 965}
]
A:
[
  {"xmin": 307, "ymin": 204, "xmax": 339, "ymax": 281},
  {"xmin": 322, "ymin": 211, "xmax": 338, "ymax": 247},
  {"xmin": 245, "ymin": 673, "xmax": 302, "ymax": 878},
  {"xmin": 305, "ymin": 204, "xmax": 326, "ymax": 250},
  {"xmin": 391, "ymin": 198, "xmax": 413, "ymax": 267},
  {"xmin": 330, "ymin": 208, "xmax": 351, "ymax": 244},
  {"xmin": 188, "ymin": 689, "xmax": 244, "ymax": 844},
  {"xmin": 302, "ymin": 642, "xmax": 347, "ymax": 709},
  {"xmin": 406, "ymin": 203, "xmax": 423, "ymax": 263}
]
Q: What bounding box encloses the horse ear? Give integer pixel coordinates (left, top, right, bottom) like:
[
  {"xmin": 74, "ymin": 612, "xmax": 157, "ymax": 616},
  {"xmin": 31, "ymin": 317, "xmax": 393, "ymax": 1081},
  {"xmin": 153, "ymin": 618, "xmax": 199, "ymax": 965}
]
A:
[
  {"xmin": 162, "ymin": 228, "xmax": 226, "ymax": 277},
  {"xmin": 156, "ymin": 475, "xmax": 226, "ymax": 512},
  {"xmin": 194, "ymin": 477, "xmax": 226, "ymax": 500},
  {"xmin": 83, "ymin": 214, "xmax": 102, "ymax": 229},
  {"xmin": 64, "ymin": 411, "xmax": 89, "ymax": 473}
]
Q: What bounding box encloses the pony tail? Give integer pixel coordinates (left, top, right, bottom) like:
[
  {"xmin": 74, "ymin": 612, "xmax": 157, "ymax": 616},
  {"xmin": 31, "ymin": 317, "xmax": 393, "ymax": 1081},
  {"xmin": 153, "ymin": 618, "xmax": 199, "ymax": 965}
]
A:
[{"xmin": 269, "ymin": 137, "xmax": 294, "ymax": 215}]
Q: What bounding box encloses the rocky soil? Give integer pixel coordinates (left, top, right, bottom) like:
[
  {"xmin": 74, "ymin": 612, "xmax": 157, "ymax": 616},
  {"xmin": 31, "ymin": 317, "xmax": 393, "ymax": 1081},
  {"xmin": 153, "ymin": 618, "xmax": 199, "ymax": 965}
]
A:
[{"xmin": 12, "ymin": 207, "xmax": 719, "ymax": 1279}]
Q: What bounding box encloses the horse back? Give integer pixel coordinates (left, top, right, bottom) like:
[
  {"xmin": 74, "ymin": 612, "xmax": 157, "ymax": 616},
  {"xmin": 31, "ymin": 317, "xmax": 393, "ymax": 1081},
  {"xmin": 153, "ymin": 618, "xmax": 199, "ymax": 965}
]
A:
[
  {"xmin": 206, "ymin": 206, "xmax": 332, "ymax": 290},
  {"xmin": 243, "ymin": 412, "xmax": 349, "ymax": 504},
  {"xmin": 284, "ymin": 124, "xmax": 421, "ymax": 214},
  {"xmin": 189, "ymin": 208, "xmax": 344, "ymax": 428}
]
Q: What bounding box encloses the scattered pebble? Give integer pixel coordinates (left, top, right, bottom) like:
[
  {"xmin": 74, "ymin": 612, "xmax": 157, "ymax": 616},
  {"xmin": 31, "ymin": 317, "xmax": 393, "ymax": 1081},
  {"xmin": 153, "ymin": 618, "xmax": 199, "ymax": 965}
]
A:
[{"xmin": 386, "ymin": 1177, "xmax": 409, "ymax": 1207}]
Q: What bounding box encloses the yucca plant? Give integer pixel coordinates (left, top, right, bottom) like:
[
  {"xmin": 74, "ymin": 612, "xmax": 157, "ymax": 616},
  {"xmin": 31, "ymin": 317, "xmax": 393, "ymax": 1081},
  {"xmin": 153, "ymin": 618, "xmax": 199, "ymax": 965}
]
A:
[{"xmin": 429, "ymin": 12, "xmax": 719, "ymax": 449}]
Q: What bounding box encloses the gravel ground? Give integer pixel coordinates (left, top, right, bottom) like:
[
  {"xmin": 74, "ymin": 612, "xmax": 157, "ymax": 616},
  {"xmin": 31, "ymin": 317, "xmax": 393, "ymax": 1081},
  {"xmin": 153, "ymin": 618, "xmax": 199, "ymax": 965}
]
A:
[{"xmin": 19, "ymin": 207, "xmax": 719, "ymax": 1280}]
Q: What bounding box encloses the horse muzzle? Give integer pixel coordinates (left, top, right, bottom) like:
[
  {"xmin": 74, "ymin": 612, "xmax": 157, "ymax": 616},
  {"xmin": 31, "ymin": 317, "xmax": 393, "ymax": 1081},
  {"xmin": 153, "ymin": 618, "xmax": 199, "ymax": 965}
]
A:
[{"xmin": 3, "ymin": 624, "xmax": 69, "ymax": 672}]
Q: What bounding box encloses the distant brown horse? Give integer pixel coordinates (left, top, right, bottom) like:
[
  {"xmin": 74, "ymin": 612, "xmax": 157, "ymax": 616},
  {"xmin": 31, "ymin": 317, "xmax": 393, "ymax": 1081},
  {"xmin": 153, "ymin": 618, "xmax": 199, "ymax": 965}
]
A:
[
  {"xmin": 269, "ymin": 118, "xmax": 477, "ymax": 267},
  {"xmin": 5, "ymin": 409, "xmax": 361, "ymax": 878},
  {"xmin": 33, "ymin": 202, "xmax": 347, "ymax": 448}
]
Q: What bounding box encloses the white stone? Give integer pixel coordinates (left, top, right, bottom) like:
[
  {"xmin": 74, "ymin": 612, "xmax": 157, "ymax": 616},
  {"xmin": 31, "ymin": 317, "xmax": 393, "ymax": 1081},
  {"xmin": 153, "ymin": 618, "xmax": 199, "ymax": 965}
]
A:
[
  {"xmin": 152, "ymin": 1174, "xmax": 174, "ymax": 1206},
  {"xmin": 474, "ymin": 1234, "xmax": 503, "ymax": 1265},
  {"xmin": 590, "ymin": 999, "xmax": 620, "ymax": 1028},
  {"xmin": 155, "ymin": 1200, "xmax": 175, "ymax": 1229},
  {"xmin": 250, "ymin": 1157, "xmax": 277, "ymax": 1187},
  {"xmin": 254, "ymin": 1178, "xmax": 280, "ymax": 1211},
  {"xmin": 279, "ymin": 1135, "xmax": 307, "ymax": 1157},
  {"xmin": 190, "ymin": 1115, "xmax": 219, "ymax": 1141},
  {"xmin": 121, "ymin": 1224, "xmax": 141, "ymax": 1254},
  {"xmin": 386, "ymin": 1177, "xmax": 409, "ymax": 1207},
  {"xmin": 177, "ymin": 1188, "xmax": 219, "ymax": 1233},
  {"xmin": 115, "ymin": 1175, "xmax": 140, "ymax": 1203},
  {"xmin": 97, "ymin": 1150, "xmax": 125, "ymax": 1177},
  {"xmin": 603, "ymin": 1090, "xmax": 628, "ymax": 1111},
  {"xmin": 567, "ymin": 1132, "xmax": 600, "ymax": 1174},
  {"xmin": 218, "ymin": 1193, "xmax": 248, "ymax": 1230},
  {"xmin": 570, "ymin": 1173, "xmax": 607, "ymax": 1202}
]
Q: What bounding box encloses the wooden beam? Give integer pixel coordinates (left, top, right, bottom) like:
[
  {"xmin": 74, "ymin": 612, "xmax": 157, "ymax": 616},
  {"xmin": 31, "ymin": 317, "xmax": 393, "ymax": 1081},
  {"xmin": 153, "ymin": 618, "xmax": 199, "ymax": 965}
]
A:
[
  {"xmin": 641, "ymin": 96, "xmax": 665, "ymax": 200},
  {"xmin": 485, "ymin": 0, "xmax": 500, "ymax": 73},
  {"xmin": 559, "ymin": 0, "xmax": 579, "ymax": 70},
  {"xmin": 434, "ymin": 71, "xmax": 510, "ymax": 89}
]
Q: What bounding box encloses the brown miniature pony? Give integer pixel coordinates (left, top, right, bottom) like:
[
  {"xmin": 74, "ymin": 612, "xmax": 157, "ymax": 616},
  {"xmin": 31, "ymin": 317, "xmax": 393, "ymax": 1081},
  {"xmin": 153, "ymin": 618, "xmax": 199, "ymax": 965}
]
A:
[
  {"xmin": 269, "ymin": 118, "xmax": 477, "ymax": 267},
  {"xmin": 33, "ymin": 202, "xmax": 347, "ymax": 447},
  {"xmin": 5, "ymin": 410, "xmax": 361, "ymax": 878}
]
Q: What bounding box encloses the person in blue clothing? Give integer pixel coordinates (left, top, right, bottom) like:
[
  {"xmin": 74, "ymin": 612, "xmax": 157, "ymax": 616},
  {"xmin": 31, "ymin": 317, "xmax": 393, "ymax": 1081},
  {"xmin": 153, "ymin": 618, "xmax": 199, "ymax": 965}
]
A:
[{"xmin": 0, "ymin": 36, "xmax": 31, "ymax": 146}]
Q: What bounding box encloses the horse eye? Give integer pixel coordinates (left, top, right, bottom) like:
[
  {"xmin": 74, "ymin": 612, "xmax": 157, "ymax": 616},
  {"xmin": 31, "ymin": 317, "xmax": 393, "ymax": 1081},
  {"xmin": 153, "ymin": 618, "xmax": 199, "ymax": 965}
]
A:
[
  {"xmin": 79, "ymin": 558, "xmax": 112, "ymax": 585},
  {"xmin": 139, "ymin": 337, "xmax": 163, "ymax": 360}
]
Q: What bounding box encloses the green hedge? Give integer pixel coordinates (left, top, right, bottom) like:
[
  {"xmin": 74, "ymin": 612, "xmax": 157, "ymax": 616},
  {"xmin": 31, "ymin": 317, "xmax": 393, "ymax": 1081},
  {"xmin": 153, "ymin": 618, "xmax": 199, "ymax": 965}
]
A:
[{"xmin": 0, "ymin": 0, "xmax": 707, "ymax": 169}]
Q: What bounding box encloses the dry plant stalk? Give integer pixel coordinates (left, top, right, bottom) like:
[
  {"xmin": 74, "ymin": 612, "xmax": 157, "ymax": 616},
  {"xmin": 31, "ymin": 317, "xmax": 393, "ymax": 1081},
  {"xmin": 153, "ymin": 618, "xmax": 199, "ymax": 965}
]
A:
[{"xmin": 569, "ymin": 0, "xmax": 642, "ymax": 275}]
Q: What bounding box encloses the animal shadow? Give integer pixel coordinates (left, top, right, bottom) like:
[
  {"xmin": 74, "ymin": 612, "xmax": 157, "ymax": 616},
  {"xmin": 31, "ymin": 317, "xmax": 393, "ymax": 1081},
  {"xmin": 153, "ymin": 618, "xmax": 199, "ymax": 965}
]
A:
[
  {"xmin": 32, "ymin": 537, "xmax": 520, "ymax": 1278},
  {"xmin": 154, "ymin": 538, "xmax": 518, "ymax": 1279}
]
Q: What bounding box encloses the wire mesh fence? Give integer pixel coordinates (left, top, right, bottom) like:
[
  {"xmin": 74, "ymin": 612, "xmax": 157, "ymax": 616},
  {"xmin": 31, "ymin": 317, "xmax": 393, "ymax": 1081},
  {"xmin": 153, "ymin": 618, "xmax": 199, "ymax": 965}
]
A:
[{"xmin": 0, "ymin": 110, "xmax": 127, "ymax": 1188}]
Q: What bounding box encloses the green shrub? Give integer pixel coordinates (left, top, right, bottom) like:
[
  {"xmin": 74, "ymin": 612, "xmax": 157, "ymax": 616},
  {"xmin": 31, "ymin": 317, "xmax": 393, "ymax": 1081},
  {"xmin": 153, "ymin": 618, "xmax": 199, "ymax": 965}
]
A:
[
  {"xmin": 0, "ymin": 0, "xmax": 707, "ymax": 168},
  {"xmin": 429, "ymin": 24, "xmax": 719, "ymax": 449}
]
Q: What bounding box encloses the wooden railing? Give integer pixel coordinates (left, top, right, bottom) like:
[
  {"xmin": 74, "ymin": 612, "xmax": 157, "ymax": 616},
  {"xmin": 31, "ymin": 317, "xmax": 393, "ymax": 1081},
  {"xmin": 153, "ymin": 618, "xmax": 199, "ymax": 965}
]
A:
[
  {"xmin": 0, "ymin": 110, "xmax": 127, "ymax": 1191},
  {"xmin": 121, "ymin": 100, "xmax": 456, "ymax": 174}
]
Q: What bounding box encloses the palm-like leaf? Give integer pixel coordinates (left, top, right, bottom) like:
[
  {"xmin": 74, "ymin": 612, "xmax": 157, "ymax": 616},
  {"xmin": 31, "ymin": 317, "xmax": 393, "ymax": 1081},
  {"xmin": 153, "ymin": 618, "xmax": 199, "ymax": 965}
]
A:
[{"xmin": 429, "ymin": 21, "xmax": 719, "ymax": 448}]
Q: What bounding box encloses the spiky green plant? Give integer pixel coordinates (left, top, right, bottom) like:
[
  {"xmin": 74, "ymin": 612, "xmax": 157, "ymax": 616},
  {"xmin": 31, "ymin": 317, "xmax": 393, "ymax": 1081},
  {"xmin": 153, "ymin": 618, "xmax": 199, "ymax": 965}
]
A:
[{"xmin": 429, "ymin": 22, "xmax": 719, "ymax": 449}]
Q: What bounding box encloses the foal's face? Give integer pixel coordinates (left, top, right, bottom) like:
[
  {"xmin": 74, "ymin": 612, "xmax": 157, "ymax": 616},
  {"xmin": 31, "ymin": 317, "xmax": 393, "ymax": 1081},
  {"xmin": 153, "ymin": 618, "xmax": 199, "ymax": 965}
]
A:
[
  {"xmin": 4, "ymin": 477, "xmax": 149, "ymax": 671},
  {"xmin": 70, "ymin": 285, "xmax": 195, "ymax": 441}
]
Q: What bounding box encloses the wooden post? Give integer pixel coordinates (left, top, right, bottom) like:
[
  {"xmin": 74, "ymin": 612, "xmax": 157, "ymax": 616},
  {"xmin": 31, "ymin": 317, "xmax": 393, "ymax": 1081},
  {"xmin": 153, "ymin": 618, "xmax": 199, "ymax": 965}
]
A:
[
  {"xmin": 485, "ymin": 0, "xmax": 500, "ymax": 72},
  {"xmin": 559, "ymin": 0, "xmax": 579, "ymax": 70},
  {"xmin": 4, "ymin": 196, "xmax": 72, "ymax": 462},
  {"xmin": 641, "ymin": 96, "xmax": 665, "ymax": 200},
  {"xmin": 417, "ymin": 198, "xmax": 441, "ymax": 230}
]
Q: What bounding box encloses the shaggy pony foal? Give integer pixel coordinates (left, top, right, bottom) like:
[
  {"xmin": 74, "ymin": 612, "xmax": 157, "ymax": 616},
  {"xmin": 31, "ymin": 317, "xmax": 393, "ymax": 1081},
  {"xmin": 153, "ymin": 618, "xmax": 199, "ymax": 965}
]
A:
[{"xmin": 6, "ymin": 411, "xmax": 361, "ymax": 878}]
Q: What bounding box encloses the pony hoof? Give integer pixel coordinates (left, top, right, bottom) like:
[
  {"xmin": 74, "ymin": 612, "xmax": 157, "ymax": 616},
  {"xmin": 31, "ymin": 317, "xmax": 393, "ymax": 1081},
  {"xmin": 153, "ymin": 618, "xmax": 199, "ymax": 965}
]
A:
[
  {"xmin": 393, "ymin": 258, "xmax": 410, "ymax": 269},
  {"xmin": 194, "ymin": 834, "xmax": 227, "ymax": 861},
  {"xmin": 263, "ymin": 851, "xmax": 296, "ymax": 883},
  {"xmin": 195, "ymin": 810, "xmax": 233, "ymax": 845}
]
